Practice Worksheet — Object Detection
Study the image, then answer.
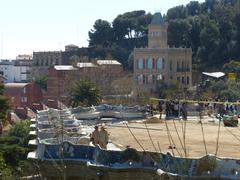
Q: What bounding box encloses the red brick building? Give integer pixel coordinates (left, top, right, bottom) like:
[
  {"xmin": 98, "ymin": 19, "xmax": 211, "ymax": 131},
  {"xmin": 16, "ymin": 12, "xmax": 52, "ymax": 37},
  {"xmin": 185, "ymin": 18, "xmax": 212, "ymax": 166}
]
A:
[
  {"xmin": 4, "ymin": 83, "xmax": 43, "ymax": 117},
  {"xmin": 45, "ymin": 65, "xmax": 77, "ymax": 108},
  {"xmin": 46, "ymin": 60, "xmax": 123, "ymax": 105}
]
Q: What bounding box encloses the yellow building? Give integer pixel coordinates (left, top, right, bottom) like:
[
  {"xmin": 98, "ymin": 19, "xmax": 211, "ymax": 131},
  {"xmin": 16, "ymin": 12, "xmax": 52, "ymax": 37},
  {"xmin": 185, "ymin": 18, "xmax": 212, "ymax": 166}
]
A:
[{"xmin": 134, "ymin": 12, "xmax": 192, "ymax": 93}]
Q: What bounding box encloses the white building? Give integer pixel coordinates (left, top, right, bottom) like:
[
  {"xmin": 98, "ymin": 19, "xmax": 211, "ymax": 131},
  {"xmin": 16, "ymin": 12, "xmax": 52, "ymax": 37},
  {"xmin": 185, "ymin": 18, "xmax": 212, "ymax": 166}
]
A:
[{"xmin": 0, "ymin": 59, "xmax": 32, "ymax": 83}]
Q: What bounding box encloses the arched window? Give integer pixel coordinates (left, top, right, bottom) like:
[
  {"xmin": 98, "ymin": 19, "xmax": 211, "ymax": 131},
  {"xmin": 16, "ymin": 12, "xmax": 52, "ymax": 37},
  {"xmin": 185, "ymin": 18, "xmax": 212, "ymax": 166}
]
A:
[
  {"xmin": 157, "ymin": 58, "xmax": 162, "ymax": 70},
  {"xmin": 138, "ymin": 58, "xmax": 144, "ymax": 69},
  {"xmin": 147, "ymin": 58, "xmax": 153, "ymax": 69}
]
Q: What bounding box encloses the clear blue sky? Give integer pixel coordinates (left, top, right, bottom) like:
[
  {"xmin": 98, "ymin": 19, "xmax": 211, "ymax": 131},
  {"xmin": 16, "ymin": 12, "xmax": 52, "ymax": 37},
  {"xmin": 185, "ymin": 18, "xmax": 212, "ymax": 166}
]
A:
[{"xmin": 0, "ymin": 0, "xmax": 204, "ymax": 59}]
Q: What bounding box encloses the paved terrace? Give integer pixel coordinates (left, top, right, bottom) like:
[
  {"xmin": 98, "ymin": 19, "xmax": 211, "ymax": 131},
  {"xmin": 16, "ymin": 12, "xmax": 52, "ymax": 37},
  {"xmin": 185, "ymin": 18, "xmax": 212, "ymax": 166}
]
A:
[{"xmin": 107, "ymin": 115, "xmax": 240, "ymax": 158}]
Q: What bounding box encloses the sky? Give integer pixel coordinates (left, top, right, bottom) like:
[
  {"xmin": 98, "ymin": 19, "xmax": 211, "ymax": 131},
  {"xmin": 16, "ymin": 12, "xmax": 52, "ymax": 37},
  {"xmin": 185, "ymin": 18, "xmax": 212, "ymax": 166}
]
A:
[{"xmin": 0, "ymin": 0, "xmax": 205, "ymax": 59}]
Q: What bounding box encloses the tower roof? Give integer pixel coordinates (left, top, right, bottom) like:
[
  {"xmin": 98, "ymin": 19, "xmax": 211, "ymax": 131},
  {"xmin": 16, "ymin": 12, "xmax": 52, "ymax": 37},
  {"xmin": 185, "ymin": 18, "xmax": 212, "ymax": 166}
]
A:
[{"xmin": 150, "ymin": 12, "xmax": 164, "ymax": 25}]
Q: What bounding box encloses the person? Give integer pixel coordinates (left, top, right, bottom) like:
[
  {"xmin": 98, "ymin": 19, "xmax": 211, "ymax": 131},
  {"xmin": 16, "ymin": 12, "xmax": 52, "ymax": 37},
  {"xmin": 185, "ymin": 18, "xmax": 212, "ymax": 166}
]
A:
[
  {"xmin": 150, "ymin": 104, "xmax": 154, "ymax": 116},
  {"xmin": 181, "ymin": 102, "xmax": 188, "ymax": 121},
  {"xmin": 158, "ymin": 101, "xmax": 163, "ymax": 119},
  {"xmin": 99, "ymin": 126, "xmax": 109, "ymax": 149},
  {"xmin": 90, "ymin": 126, "xmax": 100, "ymax": 146}
]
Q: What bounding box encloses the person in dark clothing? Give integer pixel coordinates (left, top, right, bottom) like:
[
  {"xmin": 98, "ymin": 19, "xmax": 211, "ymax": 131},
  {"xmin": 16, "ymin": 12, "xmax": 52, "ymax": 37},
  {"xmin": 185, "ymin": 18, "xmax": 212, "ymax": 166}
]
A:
[
  {"xmin": 158, "ymin": 101, "xmax": 163, "ymax": 119},
  {"xmin": 181, "ymin": 102, "xmax": 188, "ymax": 120}
]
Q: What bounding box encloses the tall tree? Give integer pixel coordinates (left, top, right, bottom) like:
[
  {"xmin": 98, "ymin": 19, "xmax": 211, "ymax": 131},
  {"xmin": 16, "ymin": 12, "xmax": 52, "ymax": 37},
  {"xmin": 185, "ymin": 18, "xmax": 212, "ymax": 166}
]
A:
[
  {"xmin": 69, "ymin": 80, "xmax": 101, "ymax": 107},
  {"xmin": 88, "ymin": 19, "xmax": 113, "ymax": 47}
]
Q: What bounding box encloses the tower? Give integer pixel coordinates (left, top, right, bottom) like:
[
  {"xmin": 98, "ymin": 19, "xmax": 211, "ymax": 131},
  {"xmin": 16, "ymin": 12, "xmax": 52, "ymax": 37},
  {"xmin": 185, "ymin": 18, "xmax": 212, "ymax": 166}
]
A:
[{"xmin": 148, "ymin": 12, "xmax": 168, "ymax": 48}]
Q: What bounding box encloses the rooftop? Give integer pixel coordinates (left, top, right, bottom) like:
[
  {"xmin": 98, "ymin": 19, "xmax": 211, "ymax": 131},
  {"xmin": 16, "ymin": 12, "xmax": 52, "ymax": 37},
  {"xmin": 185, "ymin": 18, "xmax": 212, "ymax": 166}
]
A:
[
  {"xmin": 54, "ymin": 65, "xmax": 76, "ymax": 71},
  {"xmin": 76, "ymin": 62, "xmax": 97, "ymax": 68},
  {"xmin": 96, "ymin": 60, "xmax": 121, "ymax": 65},
  {"xmin": 5, "ymin": 83, "xmax": 29, "ymax": 88}
]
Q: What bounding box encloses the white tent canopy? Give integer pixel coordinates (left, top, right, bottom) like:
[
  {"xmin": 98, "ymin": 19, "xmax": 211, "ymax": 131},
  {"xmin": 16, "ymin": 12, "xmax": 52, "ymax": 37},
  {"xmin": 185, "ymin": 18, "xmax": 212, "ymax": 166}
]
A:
[{"xmin": 202, "ymin": 72, "xmax": 225, "ymax": 78}]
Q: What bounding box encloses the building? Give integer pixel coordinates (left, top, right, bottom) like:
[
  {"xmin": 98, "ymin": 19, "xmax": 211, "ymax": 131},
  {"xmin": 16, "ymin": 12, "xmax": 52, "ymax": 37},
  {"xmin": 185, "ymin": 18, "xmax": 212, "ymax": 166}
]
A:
[
  {"xmin": 0, "ymin": 58, "xmax": 32, "ymax": 83},
  {"xmin": 31, "ymin": 45, "xmax": 92, "ymax": 79},
  {"xmin": 45, "ymin": 60, "xmax": 123, "ymax": 104},
  {"xmin": 4, "ymin": 83, "xmax": 43, "ymax": 117},
  {"xmin": 96, "ymin": 60, "xmax": 122, "ymax": 75},
  {"xmin": 0, "ymin": 75, "xmax": 6, "ymax": 84},
  {"xmin": 32, "ymin": 51, "xmax": 63, "ymax": 78},
  {"xmin": 46, "ymin": 65, "xmax": 77, "ymax": 104},
  {"xmin": 133, "ymin": 12, "xmax": 192, "ymax": 93}
]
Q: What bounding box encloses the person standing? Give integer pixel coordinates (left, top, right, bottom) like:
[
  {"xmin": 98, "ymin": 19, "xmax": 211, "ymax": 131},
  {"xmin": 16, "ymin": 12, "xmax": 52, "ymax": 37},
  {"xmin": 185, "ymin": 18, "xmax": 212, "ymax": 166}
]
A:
[
  {"xmin": 158, "ymin": 101, "xmax": 163, "ymax": 119},
  {"xmin": 181, "ymin": 102, "xmax": 188, "ymax": 121},
  {"xmin": 90, "ymin": 126, "xmax": 100, "ymax": 146},
  {"xmin": 99, "ymin": 126, "xmax": 109, "ymax": 149}
]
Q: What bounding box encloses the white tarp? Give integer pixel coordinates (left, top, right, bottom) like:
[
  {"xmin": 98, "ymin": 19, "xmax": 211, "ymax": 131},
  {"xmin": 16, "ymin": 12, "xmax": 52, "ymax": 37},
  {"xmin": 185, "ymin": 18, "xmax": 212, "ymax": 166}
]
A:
[{"xmin": 202, "ymin": 72, "xmax": 225, "ymax": 78}]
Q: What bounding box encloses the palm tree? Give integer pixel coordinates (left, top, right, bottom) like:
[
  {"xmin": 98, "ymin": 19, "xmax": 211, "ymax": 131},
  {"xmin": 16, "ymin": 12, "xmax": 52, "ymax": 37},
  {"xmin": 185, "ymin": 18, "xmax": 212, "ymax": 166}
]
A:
[{"xmin": 69, "ymin": 80, "xmax": 101, "ymax": 107}]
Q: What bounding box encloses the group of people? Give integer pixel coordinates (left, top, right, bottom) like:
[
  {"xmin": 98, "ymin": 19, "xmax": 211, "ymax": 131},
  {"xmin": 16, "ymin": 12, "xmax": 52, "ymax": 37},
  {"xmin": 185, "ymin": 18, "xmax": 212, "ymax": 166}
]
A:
[
  {"xmin": 90, "ymin": 125, "xmax": 109, "ymax": 149},
  {"xmin": 152, "ymin": 100, "xmax": 187, "ymax": 120}
]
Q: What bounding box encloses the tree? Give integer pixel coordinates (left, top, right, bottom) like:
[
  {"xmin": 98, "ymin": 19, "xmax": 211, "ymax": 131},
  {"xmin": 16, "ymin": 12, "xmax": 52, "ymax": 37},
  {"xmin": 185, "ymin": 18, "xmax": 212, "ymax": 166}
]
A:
[
  {"xmin": 112, "ymin": 10, "xmax": 152, "ymax": 40},
  {"xmin": 0, "ymin": 84, "xmax": 10, "ymax": 134},
  {"xmin": 167, "ymin": 5, "xmax": 187, "ymax": 20},
  {"xmin": 33, "ymin": 76, "xmax": 48, "ymax": 90},
  {"xmin": 186, "ymin": 1, "xmax": 201, "ymax": 16},
  {"xmin": 197, "ymin": 18, "xmax": 220, "ymax": 67},
  {"xmin": 210, "ymin": 80, "xmax": 240, "ymax": 100},
  {"xmin": 69, "ymin": 80, "xmax": 101, "ymax": 107},
  {"xmin": 88, "ymin": 19, "xmax": 113, "ymax": 47},
  {"xmin": 223, "ymin": 60, "xmax": 240, "ymax": 79},
  {"xmin": 167, "ymin": 19, "xmax": 191, "ymax": 48},
  {"xmin": 0, "ymin": 120, "xmax": 31, "ymax": 178}
]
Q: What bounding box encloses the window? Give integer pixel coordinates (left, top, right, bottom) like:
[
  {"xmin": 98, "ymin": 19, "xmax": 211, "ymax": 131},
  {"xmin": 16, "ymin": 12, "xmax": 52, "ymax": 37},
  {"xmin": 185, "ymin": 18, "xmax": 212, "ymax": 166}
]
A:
[
  {"xmin": 182, "ymin": 61, "xmax": 184, "ymax": 71},
  {"xmin": 157, "ymin": 74, "xmax": 162, "ymax": 80},
  {"xmin": 147, "ymin": 75, "xmax": 153, "ymax": 84},
  {"xmin": 157, "ymin": 58, "xmax": 162, "ymax": 70},
  {"xmin": 177, "ymin": 61, "xmax": 180, "ymax": 72},
  {"xmin": 147, "ymin": 58, "xmax": 153, "ymax": 69},
  {"xmin": 152, "ymin": 75, "xmax": 156, "ymax": 84},
  {"xmin": 182, "ymin": 77, "xmax": 185, "ymax": 84},
  {"xmin": 187, "ymin": 76, "xmax": 190, "ymax": 85},
  {"xmin": 138, "ymin": 58, "xmax": 144, "ymax": 69},
  {"xmin": 143, "ymin": 75, "xmax": 146, "ymax": 84},
  {"xmin": 137, "ymin": 74, "xmax": 143, "ymax": 84},
  {"xmin": 169, "ymin": 61, "xmax": 172, "ymax": 71}
]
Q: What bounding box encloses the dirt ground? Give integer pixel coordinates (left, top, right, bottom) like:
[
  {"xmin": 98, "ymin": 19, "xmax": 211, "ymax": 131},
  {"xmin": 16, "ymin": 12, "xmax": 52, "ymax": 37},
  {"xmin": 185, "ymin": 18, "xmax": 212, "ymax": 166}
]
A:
[{"xmin": 106, "ymin": 117, "xmax": 240, "ymax": 158}]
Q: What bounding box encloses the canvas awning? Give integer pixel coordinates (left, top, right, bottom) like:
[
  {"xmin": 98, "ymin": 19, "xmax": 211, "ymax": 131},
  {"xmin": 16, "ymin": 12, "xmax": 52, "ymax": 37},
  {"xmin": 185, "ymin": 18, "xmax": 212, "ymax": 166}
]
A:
[{"xmin": 202, "ymin": 72, "xmax": 225, "ymax": 78}]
